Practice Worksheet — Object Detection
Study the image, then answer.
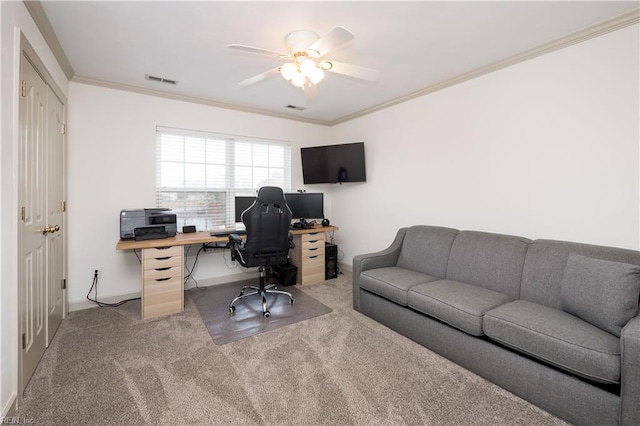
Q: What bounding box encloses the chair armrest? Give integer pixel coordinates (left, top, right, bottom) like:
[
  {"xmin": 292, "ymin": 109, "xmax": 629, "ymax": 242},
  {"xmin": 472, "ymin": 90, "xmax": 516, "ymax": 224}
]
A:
[
  {"xmin": 228, "ymin": 234, "xmax": 246, "ymax": 266},
  {"xmin": 621, "ymin": 312, "xmax": 640, "ymax": 425},
  {"xmin": 352, "ymin": 227, "xmax": 407, "ymax": 311},
  {"xmin": 228, "ymin": 233, "xmax": 243, "ymax": 244}
]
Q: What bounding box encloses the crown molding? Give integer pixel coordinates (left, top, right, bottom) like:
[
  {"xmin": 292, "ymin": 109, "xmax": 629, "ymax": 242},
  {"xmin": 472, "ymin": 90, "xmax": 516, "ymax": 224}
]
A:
[
  {"xmin": 329, "ymin": 8, "xmax": 640, "ymax": 126},
  {"xmin": 23, "ymin": 0, "xmax": 74, "ymax": 80},
  {"xmin": 71, "ymin": 76, "xmax": 331, "ymax": 126}
]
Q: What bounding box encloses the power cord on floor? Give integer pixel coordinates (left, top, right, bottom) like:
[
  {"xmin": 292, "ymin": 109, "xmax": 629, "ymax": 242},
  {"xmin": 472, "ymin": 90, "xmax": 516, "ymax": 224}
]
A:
[
  {"xmin": 86, "ymin": 269, "xmax": 140, "ymax": 307},
  {"xmin": 185, "ymin": 242, "xmax": 236, "ymax": 289},
  {"xmin": 185, "ymin": 244, "xmax": 205, "ymax": 290}
]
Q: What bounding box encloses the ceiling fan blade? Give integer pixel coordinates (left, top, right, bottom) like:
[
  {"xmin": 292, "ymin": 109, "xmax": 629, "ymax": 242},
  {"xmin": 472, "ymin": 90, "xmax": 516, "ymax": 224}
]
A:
[
  {"xmin": 309, "ymin": 26, "xmax": 354, "ymax": 57},
  {"xmin": 325, "ymin": 61, "xmax": 379, "ymax": 82},
  {"xmin": 303, "ymin": 80, "xmax": 317, "ymax": 105},
  {"xmin": 227, "ymin": 44, "xmax": 289, "ymax": 58},
  {"xmin": 239, "ymin": 67, "xmax": 281, "ymax": 86}
]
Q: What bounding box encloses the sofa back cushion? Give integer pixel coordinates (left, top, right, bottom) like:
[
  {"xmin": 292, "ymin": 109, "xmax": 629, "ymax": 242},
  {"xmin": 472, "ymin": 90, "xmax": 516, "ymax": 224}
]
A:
[
  {"xmin": 560, "ymin": 253, "xmax": 640, "ymax": 337},
  {"xmin": 396, "ymin": 226, "xmax": 459, "ymax": 278},
  {"xmin": 520, "ymin": 239, "xmax": 640, "ymax": 310},
  {"xmin": 446, "ymin": 231, "xmax": 531, "ymax": 299}
]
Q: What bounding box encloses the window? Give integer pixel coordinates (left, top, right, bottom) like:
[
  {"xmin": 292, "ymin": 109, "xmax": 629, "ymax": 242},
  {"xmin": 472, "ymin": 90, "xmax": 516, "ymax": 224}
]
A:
[{"xmin": 156, "ymin": 126, "xmax": 291, "ymax": 230}]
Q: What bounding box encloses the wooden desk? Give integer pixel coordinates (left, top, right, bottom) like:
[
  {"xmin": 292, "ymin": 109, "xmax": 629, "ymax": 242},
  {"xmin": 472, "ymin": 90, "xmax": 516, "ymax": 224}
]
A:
[
  {"xmin": 115, "ymin": 231, "xmax": 232, "ymax": 250},
  {"xmin": 116, "ymin": 226, "xmax": 338, "ymax": 319}
]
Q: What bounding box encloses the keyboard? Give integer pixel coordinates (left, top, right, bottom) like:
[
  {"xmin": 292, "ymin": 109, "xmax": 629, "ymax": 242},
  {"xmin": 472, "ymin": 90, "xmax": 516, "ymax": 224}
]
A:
[{"xmin": 210, "ymin": 228, "xmax": 247, "ymax": 237}]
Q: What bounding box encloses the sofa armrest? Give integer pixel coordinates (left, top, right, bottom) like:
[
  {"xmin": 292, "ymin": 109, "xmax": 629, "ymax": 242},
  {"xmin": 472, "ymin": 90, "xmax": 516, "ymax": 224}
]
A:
[
  {"xmin": 352, "ymin": 227, "xmax": 407, "ymax": 311},
  {"xmin": 620, "ymin": 312, "xmax": 640, "ymax": 425}
]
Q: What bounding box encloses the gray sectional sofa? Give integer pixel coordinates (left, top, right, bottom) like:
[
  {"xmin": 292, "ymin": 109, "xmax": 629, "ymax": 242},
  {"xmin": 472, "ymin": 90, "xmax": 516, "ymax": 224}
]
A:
[{"xmin": 353, "ymin": 225, "xmax": 640, "ymax": 425}]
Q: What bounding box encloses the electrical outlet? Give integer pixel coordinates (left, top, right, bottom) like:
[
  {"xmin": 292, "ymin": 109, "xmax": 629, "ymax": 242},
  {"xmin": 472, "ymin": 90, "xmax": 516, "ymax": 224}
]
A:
[{"xmin": 92, "ymin": 267, "xmax": 102, "ymax": 280}]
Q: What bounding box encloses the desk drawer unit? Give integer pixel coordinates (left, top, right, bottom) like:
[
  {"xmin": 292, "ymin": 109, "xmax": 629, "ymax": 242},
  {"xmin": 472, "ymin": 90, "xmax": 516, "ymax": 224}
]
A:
[
  {"xmin": 292, "ymin": 233, "xmax": 326, "ymax": 285},
  {"xmin": 141, "ymin": 245, "xmax": 184, "ymax": 319}
]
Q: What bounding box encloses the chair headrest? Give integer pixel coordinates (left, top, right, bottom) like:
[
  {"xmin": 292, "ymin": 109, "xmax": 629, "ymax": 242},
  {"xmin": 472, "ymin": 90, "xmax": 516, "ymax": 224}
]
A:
[{"xmin": 256, "ymin": 186, "xmax": 285, "ymax": 203}]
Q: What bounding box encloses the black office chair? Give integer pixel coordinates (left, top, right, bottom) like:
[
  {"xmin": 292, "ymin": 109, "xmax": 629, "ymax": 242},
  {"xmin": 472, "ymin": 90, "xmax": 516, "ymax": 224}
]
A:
[{"xmin": 228, "ymin": 186, "xmax": 295, "ymax": 318}]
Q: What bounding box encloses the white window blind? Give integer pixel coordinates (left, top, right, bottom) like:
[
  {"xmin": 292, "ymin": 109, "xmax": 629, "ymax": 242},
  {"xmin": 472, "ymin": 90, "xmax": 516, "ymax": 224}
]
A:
[{"xmin": 156, "ymin": 126, "xmax": 291, "ymax": 230}]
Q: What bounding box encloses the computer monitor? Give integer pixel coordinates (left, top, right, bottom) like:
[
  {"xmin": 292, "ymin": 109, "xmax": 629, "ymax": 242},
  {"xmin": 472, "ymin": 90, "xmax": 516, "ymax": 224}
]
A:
[
  {"xmin": 234, "ymin": 196, "xmax": 256, "ymax": 223},
  {"xmin": 285, "ymin": 193, "xmax": 324, "ymax": 220}
]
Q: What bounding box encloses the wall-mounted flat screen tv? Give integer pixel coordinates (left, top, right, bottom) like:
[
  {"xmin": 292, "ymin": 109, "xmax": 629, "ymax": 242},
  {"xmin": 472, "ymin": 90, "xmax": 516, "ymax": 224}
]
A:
[{"xmin": 301, "ymin": 142, "xmax": 366, "ymax": 184}]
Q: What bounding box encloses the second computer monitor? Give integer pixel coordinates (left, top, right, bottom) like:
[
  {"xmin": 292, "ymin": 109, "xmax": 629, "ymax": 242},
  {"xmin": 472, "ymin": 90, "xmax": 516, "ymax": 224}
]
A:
[
  {"xmin": 235, "ymin": 192, "xmax": 324, "ymax": 222},
  {"xmin": 285, "ymin": 193, "xmax": 324, "ymax": 220},
  {"xmin": 234, "ymin": 196, "xmax": 256, "ymax": 223}
]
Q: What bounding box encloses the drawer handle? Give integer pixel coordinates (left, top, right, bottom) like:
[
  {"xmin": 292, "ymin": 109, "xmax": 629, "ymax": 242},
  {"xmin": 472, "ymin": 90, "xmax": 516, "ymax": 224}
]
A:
[
  {"xmin": 156, "ymin": 256, "xmax": 171, "ymax": 261},
  {"xmin": 309, "ymin": 248, "xmax": 318, "ymax": 251},
  {"xmin": 155, "ymin": 267, "xmax": 172, "ymax": 271},
  {"xmin": 309, "ymin": 255, "xmax": 318, "ymax": 259},
  {"xmin": 155, "ymin": 277, "xmax": 171, "ymax": 282},
  {"xmin": 156, "ymin": 246, "xmax": 173, "ymax": 250}
]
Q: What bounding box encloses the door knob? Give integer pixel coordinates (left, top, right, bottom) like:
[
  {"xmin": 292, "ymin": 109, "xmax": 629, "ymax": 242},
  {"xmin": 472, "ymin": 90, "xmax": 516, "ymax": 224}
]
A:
[
  {"xmin": 36, "ymin": 225, "xmax": 53, "ymax": 235},
  {"xmin": 35, "ymin": 225, "xmax": 60, "ymax": 235}
]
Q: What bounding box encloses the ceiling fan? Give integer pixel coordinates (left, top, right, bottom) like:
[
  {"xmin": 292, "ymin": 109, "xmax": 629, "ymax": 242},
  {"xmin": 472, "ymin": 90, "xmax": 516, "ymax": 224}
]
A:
[{"xmin": 227, "ymin": 26, "xmax": 379, "ymax": 97}]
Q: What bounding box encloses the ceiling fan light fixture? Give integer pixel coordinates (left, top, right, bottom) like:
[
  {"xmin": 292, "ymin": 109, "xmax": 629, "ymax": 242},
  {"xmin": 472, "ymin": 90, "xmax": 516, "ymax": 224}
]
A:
[
  {"xmin": 291, "ymin": 72, "xmax": 306, "ymax": 88},
  {"xmin": 300, "ymin": 58, "xmax": 317, "ymax": 76},
  {"xmin": 309, "ymin": 68, "xmax": 325, "ymax": 84},
  {"xmin": 280, "ymin": 62, "xmax": 297, "ymax": 80},
  {"xmin": 229, "ymin": 26, "xmax": 378, "ymax": 93}
]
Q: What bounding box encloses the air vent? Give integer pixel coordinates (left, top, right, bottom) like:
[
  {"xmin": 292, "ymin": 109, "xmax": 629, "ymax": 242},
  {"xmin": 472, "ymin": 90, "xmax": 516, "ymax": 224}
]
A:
[
  {"xmin": 286, "ymin": 105, "xmax": 306, "ymax": 111},
  {"xmin": 145, "ymin": 74, "xmax": 178, "ymax": 85}
]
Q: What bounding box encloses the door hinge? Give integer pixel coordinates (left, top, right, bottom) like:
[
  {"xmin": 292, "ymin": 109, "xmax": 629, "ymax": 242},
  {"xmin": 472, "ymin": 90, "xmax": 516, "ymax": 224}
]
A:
[
  {"xmin": 61, "ymin": 201, "xmax": 66, "ymax": 212},
  {"xmin": 22, "ymin": 333, "xmax": 26, "ymax": 349},
  {"xmin": 60, "ymin": 124, "xmax": 66, "ymax": 135},
  {"xmin": 61, "ymin": 279, "xmax": 66, "ymax": 290},
  {"xmin": 21, "ymin": 206, "xmax": 25, "ymax": 222},
  {"xmin": 21, "ymin": 80, "xmax": 26, "ymax": 97}
]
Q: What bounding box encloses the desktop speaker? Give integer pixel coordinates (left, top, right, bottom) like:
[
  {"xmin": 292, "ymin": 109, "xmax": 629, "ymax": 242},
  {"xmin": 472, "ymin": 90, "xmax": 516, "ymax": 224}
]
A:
[
  {"xmin": 321, "ymin": 218, "xmax": 330, "ymax": 227},
  {"xmin": 325, "ymin": 243, "xmax": 338, "ymax": 280}
]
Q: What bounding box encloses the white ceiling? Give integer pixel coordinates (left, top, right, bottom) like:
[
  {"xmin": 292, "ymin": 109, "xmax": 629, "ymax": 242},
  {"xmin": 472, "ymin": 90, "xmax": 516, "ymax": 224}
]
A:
[{"xmin": 39, "ymin": 1, "xmax": 639, "ymax": 125}]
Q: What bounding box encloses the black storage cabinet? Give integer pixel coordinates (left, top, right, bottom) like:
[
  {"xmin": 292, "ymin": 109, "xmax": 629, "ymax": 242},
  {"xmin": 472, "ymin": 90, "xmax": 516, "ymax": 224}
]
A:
[{"xmin": 272, "ymin": 263, "xmax": 298, "ymax": 286}]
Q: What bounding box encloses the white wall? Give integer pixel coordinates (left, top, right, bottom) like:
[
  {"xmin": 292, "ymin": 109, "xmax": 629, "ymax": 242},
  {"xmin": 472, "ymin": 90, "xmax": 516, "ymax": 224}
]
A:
[
  {"xmin": 0, "ymin": 1, "xmax": 69, "ymax": 417},
  {"xmin": 66, "ymin": 82, "xmax": 331, "ymax": 307},
  {"xmin": 330, "ymin": 24, "xmax": 639, "ymax": 267}
]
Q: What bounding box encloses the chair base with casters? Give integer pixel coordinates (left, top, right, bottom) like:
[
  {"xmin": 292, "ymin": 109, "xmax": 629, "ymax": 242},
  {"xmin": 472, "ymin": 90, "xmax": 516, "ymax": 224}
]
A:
[{"xmin": 228, "ymin": 265, "xmax": 295, "ymax": 318}]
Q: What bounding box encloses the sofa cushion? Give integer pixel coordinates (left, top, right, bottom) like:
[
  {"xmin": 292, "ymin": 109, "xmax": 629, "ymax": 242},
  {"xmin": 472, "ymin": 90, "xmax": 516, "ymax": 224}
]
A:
[
  {"xmin": 561, "ymin": 253, "xmax": 640, "ymax": 337},
  {"xmin": 408, "ymin": 280, "xmax": 512, "ymax": 336},
  {"xmin": 520, "ymin": 239, "xmax": 640, "ymax": 310},
  {"xmin": 484, "ymin": 300, "xmax": 621, "ymax": 384},
  {"xmin": 446, "ymin": 231, "xmax": 530, "ymax": 299},
  {"xmin": 360, "ymin": 267, "xmax": 439, "ymax": 306},
  {"xmin": 396, "ymin": 226, "xmax": 459, "ymax": 277}
]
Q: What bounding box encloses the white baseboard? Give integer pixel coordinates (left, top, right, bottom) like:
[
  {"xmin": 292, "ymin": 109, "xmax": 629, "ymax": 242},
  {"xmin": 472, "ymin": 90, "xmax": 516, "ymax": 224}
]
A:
[
  {"xmin": 338, "ymin": 261, "xmax": 352, "ymax": 273},
  {"xmin": 184, "ymin": 272, "xmax": 258, "ymax": 290},
  {"xmin": 69, "ymin": 291, "xmax": 142, "ymax": 312},
  {"xmin": 68, "ymin": 272, "xmax": 258, "ymax": 312},
  {"xmin": 1, "ymin": 393, "xmax": 17, "ymax": 419}
]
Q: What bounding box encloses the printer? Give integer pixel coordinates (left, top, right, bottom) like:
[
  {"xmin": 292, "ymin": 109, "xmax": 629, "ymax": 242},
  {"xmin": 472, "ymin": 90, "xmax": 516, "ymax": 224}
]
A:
[{"xmin": 120, "ymin": 208, "xmax": 177, "ymax": 240}]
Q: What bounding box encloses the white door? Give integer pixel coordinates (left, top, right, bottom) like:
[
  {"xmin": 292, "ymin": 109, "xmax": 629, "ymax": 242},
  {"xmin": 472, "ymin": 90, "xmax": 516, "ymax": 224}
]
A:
[
  {"xmin": 19, "ymin": 55, "xmax": 48, "ymax": 389},
  {"xmin": 46, "ymin": 86, "xmax": 65, "ymax": 343}
]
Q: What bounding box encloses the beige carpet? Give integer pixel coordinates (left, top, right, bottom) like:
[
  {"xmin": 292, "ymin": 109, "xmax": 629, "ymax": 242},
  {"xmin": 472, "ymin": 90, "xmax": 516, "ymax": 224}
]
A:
[{"xmin": 16, "ymin": 273, "xmax": 567, "ymax": 425}]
